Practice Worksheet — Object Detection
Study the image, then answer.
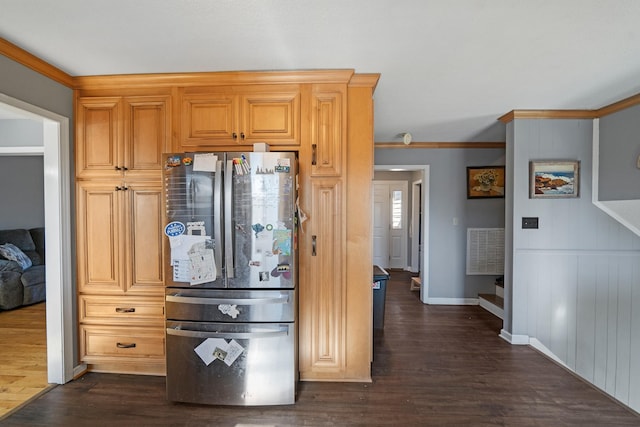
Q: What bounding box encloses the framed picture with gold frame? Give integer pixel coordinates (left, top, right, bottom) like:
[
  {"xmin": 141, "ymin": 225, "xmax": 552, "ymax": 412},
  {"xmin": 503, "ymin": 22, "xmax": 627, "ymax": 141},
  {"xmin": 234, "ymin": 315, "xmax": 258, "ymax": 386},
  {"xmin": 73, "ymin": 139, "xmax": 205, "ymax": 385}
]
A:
[
  {"xmin": 530, "ymin": 160, "xmax": 579, "ymax": 198},
  {"xmin": 466, "ymin": 166, "xmax": 505, "ymax": 199}
]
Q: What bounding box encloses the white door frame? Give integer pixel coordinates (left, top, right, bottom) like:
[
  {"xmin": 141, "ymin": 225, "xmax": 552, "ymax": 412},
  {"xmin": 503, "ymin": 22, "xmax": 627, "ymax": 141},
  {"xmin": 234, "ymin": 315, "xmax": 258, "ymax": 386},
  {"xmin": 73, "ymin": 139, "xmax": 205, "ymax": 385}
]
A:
[
  {"xmin": 374, "ymin": 165, "xmax": 430, "ymax": 303},
  {"xmin": 410, "ymin": 179, "xmax": 422, "ymax": 273},
  {"xmin": 0, "ymin": 93, "xmax": 75, "ymax": 384}
]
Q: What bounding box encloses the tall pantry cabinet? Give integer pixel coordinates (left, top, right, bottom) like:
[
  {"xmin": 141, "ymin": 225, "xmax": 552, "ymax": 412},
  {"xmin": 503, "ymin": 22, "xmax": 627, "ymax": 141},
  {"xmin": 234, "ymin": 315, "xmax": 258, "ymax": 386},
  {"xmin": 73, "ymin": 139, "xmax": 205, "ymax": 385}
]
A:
[
  {"xmin": 74, "ymin": 70, "xmax": 379, "ymax": 381},
  {"xmin": 75, "ymin": 91, "xmax": 170, "ymax": 375}
]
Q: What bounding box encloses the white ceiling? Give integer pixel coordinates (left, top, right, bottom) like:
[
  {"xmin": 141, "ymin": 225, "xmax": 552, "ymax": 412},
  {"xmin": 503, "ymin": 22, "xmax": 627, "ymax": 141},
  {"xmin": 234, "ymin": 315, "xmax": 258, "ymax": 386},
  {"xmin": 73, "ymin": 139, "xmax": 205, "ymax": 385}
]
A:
[{"xmin": 2, "ymin": 0, "xmax": 640, "ymax": 143}]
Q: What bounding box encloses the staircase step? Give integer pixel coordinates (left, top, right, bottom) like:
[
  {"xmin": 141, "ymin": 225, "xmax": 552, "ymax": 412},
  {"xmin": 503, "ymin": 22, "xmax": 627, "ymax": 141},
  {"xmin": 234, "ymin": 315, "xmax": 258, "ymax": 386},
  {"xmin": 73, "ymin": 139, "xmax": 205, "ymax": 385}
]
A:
[{"xmin": 478, "ymin": 293, "xmax": 504, "ymax": 320}]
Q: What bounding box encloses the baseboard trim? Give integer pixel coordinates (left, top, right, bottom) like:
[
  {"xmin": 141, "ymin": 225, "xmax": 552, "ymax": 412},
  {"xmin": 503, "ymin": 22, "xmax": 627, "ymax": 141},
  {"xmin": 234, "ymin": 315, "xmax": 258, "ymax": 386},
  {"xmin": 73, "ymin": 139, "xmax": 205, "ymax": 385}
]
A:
[
  {"xmin": 478, "ymin": 297, "xmax": 504, "ymax": 319},
  {"xmin": 529, "ymin": 338, "xmax": 570, "ymax": 369},
  {"xmin": 499, "ymin": 329, "xmax": 530, "ymax": 345},
  {"xmin": 426, "ymin": 297, "xmax": 478, "ymax": 305},
  {"xmin": 73, "ymin": 363, "xmax": 88, "ymax": 380}
]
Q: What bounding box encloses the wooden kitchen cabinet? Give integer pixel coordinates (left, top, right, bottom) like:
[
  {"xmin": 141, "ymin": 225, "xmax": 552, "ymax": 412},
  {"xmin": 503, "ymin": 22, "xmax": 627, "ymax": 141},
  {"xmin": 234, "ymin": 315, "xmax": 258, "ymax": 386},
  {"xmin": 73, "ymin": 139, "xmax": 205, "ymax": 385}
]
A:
[
  {"xmin": 76, "ymin": 95, "xmax": 170, "ymax": 179},
  {"xmin": 179, "ymin": 85, "xmax": 300, "ymax": 149},
  {"xmin": 73, "ymin": 70, "xmax": 378, "ymax": 380},
  {"xmin": 76, "ymin": 180, "xmax": 165, "ymax": 295},
  {"xmin": 298, "ymin": 178, "xmax": 346, "ymax": 378},
  {"xmin": 79, "ymin": 324, "xmax": 166, "ymax": 375},
  {"xmin": 309, "ymin": 84, "xmax": 345, "ymax": 177},
  {"xmin": 76, "ymin": 179, "xmax": 165, "ymax": 374}
]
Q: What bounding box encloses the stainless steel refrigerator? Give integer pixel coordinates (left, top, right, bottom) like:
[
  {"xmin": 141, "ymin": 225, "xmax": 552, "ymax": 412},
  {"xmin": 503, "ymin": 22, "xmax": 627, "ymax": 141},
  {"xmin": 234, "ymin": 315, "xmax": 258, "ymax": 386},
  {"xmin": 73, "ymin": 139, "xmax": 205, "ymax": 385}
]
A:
[{"xmin": 162, "ymin": 151, "xmax": 297, "ymax": 406}]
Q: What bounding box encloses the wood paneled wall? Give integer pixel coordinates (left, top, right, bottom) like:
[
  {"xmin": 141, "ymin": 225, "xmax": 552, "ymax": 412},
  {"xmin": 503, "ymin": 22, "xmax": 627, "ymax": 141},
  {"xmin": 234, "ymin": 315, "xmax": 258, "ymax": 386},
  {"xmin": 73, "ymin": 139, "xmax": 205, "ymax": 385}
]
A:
[{"xmin": 507, "ymin": 118, "xmax": 640, "ymax": 412}]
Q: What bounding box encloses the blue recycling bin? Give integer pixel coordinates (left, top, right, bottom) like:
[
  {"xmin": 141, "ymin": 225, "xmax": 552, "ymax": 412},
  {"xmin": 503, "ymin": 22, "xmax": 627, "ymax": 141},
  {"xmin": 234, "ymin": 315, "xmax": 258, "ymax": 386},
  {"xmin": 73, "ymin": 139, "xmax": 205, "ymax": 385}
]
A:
[{"xmin": 373, "ymin": 266, "xmax": 390, "ymax": 329}]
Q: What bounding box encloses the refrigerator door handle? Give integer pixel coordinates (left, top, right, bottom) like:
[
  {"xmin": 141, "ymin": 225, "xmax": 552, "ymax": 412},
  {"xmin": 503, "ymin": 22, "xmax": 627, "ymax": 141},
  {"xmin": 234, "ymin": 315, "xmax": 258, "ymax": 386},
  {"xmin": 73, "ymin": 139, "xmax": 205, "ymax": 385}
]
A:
[
  {"xmin": 225, "ymin": 159, "xmax": 235, "ymax": 278},
  {"xmin": 213, "ymin": 159, "xmax": 223, "ymax": 278},
  {"xmin": 166, "ymin": 327, "xmax": 288, "ymax": 340},
  {"xmin": 166, "ymin": 294, "xmax": 290, "ymax": 306}
]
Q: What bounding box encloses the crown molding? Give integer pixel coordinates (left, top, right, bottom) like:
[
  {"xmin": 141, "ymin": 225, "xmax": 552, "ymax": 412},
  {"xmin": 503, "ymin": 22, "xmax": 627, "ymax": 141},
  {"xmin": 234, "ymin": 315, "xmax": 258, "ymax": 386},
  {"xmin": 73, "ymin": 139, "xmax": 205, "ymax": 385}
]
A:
[
  {"xmin": 72, "ymin": 69, "xmax": 358, "ymax": 90},
  {"xmin": 0, "ymin": 38, "xmax": 74, "ymax": 88},
  {"xmin": 375, "ymin": 142, "xmax": 505, "ymax": 149},
  {"xmin": 596, "ymin": 92, "xmax": 640, "ymax": 117},
  {"xmin": 498, "ymin": 110, "xmax": 597, "ymax": 123}
]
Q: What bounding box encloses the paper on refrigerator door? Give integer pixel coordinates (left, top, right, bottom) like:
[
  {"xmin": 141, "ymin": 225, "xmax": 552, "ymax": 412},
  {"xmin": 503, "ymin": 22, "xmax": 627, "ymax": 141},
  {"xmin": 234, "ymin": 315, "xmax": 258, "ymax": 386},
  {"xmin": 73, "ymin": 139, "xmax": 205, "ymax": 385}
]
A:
[
  {"xmin": 194, "ymin": 338, "xmax": 244, "ymax": 367},
  {"xmin": 192, "ymin": 153, "xmax": 217, "ymax": 172},
  {"xmin": 169, "ymin": 235, "xmax": 216, "ymax": 284},
  {"xmin": 188, "ymin": 240, "xmax": 217, "ymax": 285},
  {"xmin": 194, "ymin": 338, "xmax": 227, "ymax": 366}
]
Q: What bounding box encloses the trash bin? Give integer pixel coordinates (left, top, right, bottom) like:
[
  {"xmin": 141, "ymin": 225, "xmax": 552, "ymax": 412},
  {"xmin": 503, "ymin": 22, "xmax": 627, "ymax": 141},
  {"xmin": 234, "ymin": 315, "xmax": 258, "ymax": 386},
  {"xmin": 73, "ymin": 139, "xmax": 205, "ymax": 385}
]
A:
[{"xmin": 373, "ymin": 265, "xmax": 390, "ymax": 330}]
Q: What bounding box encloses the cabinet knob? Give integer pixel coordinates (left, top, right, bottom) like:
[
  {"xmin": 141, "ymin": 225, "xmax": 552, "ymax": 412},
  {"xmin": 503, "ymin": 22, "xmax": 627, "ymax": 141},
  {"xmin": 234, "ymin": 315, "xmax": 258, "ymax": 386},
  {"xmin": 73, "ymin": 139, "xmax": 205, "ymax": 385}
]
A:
[
  {"xmin": 240, "ymin": 132, "xmax": 245, "ymax": 140},
  {"xmin": 115, "ymin": 307, "xmax": 136, "ymax": 313},
  {"xmin": 115, "ymin": 166, "xmax": 122, "ymax": 171},
  {"xmin": 232, "ymin": 132, "xmax": 238, "ymax": 140}
]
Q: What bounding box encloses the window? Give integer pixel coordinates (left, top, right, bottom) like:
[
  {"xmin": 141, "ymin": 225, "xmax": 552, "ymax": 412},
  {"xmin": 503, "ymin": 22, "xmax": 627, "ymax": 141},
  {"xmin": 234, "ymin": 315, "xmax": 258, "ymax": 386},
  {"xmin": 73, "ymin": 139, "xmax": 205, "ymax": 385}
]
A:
[{"xmin": 391, "ymin": 190, "xmax": 403, "ymax": 229}]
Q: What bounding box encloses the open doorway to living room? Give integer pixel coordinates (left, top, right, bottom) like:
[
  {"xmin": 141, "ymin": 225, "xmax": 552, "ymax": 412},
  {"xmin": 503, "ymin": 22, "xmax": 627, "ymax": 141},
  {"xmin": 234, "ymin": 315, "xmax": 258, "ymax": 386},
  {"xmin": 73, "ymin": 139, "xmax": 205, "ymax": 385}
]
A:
[{"xmin": 0, "ymin": 94, "xmax": 74, "ymax": 410}]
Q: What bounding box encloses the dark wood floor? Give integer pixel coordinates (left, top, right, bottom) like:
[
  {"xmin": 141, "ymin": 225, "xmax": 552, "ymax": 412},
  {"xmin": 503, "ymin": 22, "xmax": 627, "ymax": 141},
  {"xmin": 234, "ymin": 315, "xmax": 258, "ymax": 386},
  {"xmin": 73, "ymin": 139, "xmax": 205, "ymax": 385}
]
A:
[{"xmin": 3, "ymin": 271, "xmax": 639, "ymax": 426}]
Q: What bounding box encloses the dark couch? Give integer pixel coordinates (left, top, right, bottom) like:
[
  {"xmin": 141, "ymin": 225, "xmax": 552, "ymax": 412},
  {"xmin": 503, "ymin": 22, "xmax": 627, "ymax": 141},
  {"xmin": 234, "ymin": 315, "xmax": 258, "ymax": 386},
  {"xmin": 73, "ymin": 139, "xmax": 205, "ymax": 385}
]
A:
[{"xmin": 0, "ymin": 227, "xmax": 46, "ymax": 310}]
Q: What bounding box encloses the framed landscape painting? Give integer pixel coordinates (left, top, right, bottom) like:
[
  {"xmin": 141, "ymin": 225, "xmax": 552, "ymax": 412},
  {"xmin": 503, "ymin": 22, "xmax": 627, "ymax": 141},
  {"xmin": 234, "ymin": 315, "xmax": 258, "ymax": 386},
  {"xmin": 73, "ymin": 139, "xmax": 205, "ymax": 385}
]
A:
[
  {"xmin": 530, "ymin": 160, "xmax": 579, "ymax": 198},
  {"xmin": 466, "ymin": 166, "xmax": 505, "ymax": 199}
]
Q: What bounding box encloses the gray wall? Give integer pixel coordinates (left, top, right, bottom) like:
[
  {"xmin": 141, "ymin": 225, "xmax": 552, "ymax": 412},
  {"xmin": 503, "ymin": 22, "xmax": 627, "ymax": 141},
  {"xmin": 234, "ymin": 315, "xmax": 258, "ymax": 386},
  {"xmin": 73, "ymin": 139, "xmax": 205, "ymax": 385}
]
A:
[
  {"xmin": 375, "ymin": 148, "xmax": 505, "ymax": 300},
  {"xmin": 598, "ymin": 103, "xmax": 640, "ymax": 201},
  {"xmin": 508, "ymin": 117, "xmax": 640, "ymax": 412},
  {"xmin": 0, "ymin": 55, "xmax": 73, "ymax": 118},
  {"xmin": 1, "ymin": 53, "xmax": 75, "ymax": 362},
  {"xmin": 0, "ymin": 156, "xmax": 44, "ymax": 229},
  {"xmin": 0, "ymin": 119, "xmax": 43, "ymax": 146},
  {"xmin": 0, "ymin": 119, "xmax": 45, "ymax": 229}
]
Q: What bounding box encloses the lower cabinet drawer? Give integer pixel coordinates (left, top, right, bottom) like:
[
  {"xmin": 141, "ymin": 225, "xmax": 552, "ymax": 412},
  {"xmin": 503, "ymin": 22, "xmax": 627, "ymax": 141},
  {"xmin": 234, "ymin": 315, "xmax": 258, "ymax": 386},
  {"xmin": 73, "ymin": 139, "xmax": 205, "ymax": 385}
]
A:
[
  {"xmin": 79, "ymin": 295, "xmax": 164, "ymax": 325},
  {"xmin": 80, "ymin": 325, "xmax": 165, "ymax": 360}
]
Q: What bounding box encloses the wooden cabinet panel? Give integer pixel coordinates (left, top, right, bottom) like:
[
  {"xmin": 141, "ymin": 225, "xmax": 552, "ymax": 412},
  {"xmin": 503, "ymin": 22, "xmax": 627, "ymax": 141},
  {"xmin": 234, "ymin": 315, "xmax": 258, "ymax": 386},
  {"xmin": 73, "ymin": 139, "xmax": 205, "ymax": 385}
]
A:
[
  {"xmin": 76, "ymin": 97, "xmax": 121, "ymax": 178},
  {"xmin": 79, "ymin": 295, "xmax": 164, "ymax": 325},
  {"xmin": 124, "ymin": 96, "xmax": 170, "ymax": 177},
  {"xmin": 125, "ymin": 182, "xmax": 164, "ymax": 294},
  {"xmin": 240, "ymin": 90, "xmax": 300, "ymax": 144},
  {"xmin": 181, "ymin": 92, "xmax": 236, "ymax": 145},
  {"xmin": 178, "ymin": 85, "xmax": 300, "ymax": 148},
  {"xmin": 299, "ymin": 179, "xmax": 346, "ymax": 378},
  {"xmin": 77, "ymin": 95, "xmax": 169, "ymax": 179},
  {"xmin": 80, "ymin": 325, "xmax": 165, "ymax": 360},
  {"xmin": 76, "ymin": 181, "xmax": 164, "ymax": 295},
  {"xmin": 310, "ymin": 85, "xmax": 345, "ymax": 177},
  {"xmin": 76, "ymin": 181, "xmax": 123, "ymax": 294}
]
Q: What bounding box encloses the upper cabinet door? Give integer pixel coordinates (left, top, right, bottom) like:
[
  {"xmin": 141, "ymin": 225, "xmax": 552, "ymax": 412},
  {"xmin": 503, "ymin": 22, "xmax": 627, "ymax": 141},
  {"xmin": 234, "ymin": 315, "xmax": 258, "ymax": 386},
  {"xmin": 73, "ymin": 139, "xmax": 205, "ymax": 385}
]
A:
[
  {"xmin": 180, "ymin": 92, "xmax": 237, "ymax": 147},
  {"xmin": 76, "ymin": 97, "xmax": 122, "ymax": 179},
  {"xmin": 310, "ymin": 85, "xmax": 346, "ymax": 177},
  {"xmin": 123, "ymin": 96, "xmax": 171, "ymax": 178},
  {"xmin": 239, "ymin": 87, "xmax": 300, "ymax": 145},
  {"xmin": 178, "ymin": 85, "xmax": 301, "ymax": 149},
  {"xmin": 76, "ymin": 95, "xmax": 170, "ymax": 179}
]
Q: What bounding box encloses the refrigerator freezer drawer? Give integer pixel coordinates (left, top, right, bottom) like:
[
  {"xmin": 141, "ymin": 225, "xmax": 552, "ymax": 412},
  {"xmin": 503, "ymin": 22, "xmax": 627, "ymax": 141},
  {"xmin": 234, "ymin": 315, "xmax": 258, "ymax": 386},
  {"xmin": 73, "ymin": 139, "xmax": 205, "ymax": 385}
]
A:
[
  {"xmin": 165, "ymin": 321, "xmax": 297, "ymax": 406},
  {"xmin": 165, "ymin": 288, "xmax": 295, "ymax": 322}
]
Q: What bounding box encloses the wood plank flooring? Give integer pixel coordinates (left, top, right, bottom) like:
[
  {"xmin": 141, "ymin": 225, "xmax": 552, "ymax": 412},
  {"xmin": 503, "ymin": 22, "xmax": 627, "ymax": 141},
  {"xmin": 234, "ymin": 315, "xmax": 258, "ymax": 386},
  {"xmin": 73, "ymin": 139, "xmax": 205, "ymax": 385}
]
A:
[
  {"xmin": 0, "ymin": 302, "xmax": 51, "ymax": 419},
  {"xmin": 3, "ymin": 272, "xmax": 640, "ymax": 426}
]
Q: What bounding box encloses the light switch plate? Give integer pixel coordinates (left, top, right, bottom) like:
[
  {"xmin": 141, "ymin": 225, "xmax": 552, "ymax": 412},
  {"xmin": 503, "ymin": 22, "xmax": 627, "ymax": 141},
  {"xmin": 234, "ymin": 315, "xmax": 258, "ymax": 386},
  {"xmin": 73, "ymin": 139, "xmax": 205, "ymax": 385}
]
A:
[{"xmin": 522, "ymin": 217, "xmax": 539, "ymax": 229}]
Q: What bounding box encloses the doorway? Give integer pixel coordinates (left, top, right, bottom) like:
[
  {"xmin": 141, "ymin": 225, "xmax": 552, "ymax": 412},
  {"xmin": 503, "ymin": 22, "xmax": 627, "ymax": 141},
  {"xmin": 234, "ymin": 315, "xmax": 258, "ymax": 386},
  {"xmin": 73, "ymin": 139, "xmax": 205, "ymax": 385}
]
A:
[
  {"xmin": 374, "ymin": 165, "xmax": 430, "ymax": 303},
  {"xmin": 0, "ymin": 94, "xmax": 74, "ymax": 384}
]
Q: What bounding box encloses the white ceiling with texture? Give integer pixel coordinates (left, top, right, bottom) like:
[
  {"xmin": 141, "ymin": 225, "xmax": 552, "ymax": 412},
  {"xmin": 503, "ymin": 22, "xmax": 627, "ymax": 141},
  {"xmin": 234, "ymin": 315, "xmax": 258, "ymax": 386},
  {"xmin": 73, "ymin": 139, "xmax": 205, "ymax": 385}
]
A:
[{"xmin": 2, "ymin": 0, "xmax": 640, "ymax": 143}]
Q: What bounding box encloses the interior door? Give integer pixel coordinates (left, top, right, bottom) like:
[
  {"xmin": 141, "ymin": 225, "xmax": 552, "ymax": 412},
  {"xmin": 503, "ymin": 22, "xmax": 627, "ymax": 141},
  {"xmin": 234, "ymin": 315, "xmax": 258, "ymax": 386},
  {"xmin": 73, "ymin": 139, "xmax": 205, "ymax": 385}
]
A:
[{"xmin": 373, "ymin": 181, "xmax": 408, "ymax": 269}]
